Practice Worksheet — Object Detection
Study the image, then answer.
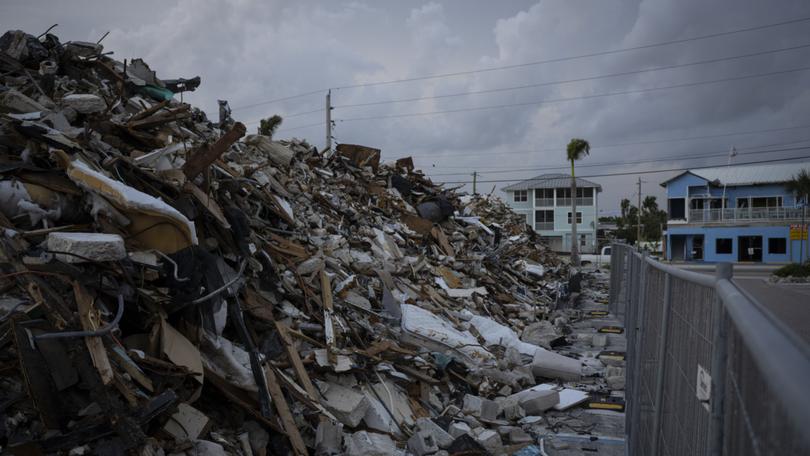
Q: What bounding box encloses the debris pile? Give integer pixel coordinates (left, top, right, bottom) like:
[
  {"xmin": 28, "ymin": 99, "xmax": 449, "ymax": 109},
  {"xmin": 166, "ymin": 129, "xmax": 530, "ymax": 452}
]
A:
[{"xmin": 0, "ymin": 29, "xmax": 624, "ymax": 455}]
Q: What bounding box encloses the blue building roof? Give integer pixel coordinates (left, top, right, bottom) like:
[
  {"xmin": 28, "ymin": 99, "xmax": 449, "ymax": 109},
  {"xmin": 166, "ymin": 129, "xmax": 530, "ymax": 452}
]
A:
[{"xmin": 661, "ymin": 161, "xmax": 810, "ymax": 187}]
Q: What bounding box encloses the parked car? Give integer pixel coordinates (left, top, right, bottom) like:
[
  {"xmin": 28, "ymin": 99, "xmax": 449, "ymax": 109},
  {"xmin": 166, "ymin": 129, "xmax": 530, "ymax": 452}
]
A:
[{"xmin": 579, "ymin": 246, "xmax": 611, "ymax": 267}]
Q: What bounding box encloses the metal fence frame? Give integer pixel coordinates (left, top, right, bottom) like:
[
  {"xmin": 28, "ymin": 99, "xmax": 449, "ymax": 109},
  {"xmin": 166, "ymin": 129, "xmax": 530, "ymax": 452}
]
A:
[{"xmin": 609, "ymin": 243, "xmax": 810, "ymax": 455}]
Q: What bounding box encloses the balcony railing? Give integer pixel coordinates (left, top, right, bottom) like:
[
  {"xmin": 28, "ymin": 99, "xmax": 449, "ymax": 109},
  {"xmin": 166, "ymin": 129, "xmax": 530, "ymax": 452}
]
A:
[
  {"xmin": 687, "ymin": 207, "xmax": 804, "ymax": 223},
  {"xmin": 534, "ymin": 222, "xmax": 554, "ymax": 231},
  {"xmin": 534, "ymin": 198, "xmax": 554, "ymax": 207},
  {"xmin": 555, "ymin": 197, "xmax": 594, "ymax": 206}
]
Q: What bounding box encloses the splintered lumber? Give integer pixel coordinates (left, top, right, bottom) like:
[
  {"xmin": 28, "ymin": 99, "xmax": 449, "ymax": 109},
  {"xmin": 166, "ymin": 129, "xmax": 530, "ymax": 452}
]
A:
[
  {"xmin": 74, "ymin": 283, "xmax": 114, "ymax": 385},
  {"xmin": 274, "ymin": 321, "xmax": 319, "ymax": 400},
  {"xmin": 264, "ymin": 366, "xmax": 308, "ymax": 456},
  {"xmin": 182, "ymin": 122, "xmax": 246, "ymax": 180}
]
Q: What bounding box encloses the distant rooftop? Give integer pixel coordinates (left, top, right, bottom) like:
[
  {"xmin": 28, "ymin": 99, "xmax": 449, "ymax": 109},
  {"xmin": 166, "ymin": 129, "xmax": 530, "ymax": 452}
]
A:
[
  {"xmin": 661, "ymin": 161, "xmax": 810, "ymax": 187},
  {"xmin": 502, "ymin": 173, "xmax": 603, "ymax": 192}
]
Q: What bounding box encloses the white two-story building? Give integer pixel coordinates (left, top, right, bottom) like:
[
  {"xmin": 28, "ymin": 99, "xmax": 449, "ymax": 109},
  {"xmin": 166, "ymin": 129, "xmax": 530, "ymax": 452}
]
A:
[{"xmin": 503, "ymin": 173, "xmax": 602, "ymax": 253}]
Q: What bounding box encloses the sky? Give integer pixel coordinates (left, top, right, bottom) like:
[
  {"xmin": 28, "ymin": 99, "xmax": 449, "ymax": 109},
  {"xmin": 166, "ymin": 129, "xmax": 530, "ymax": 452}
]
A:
[{"xmin": 3, "ymin": 0, "xmax": 810, "ymax": 215}]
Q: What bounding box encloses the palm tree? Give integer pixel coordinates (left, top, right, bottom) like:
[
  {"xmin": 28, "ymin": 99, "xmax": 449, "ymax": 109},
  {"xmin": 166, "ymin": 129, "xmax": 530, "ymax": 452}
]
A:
[
  {"xmin": 258, "ymin": 115, "xmax": 283, "ymax": 138},
  {"xmin": 566, "ymin": 138, "xmax": 591, "ymax": 266},
  {"xmin": 786, "ymin": 169, "xmax": 810, "ymax": 262}
]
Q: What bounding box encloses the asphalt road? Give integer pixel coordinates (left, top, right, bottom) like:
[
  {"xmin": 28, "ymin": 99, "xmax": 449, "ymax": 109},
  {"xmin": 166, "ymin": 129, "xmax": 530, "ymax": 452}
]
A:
[
  {"xmin": 734, "ymin": 278, "xmax": 810, "ymax": 346},
  {"xmin": 672, "ymin": 264, "xmax": 810, "ymax": 346}
]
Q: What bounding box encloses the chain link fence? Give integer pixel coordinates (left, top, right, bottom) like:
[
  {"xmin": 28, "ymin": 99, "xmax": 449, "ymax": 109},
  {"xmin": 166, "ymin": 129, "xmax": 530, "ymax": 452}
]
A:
[{"xmin": 609, "ymin": 243, "xmax": 810, "ymax": 455}]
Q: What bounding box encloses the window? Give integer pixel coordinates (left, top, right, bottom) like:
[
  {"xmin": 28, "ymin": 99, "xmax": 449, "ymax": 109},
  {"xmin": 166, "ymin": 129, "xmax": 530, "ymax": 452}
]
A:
[
  {"xmin": 752, "ymin": 196, "xmax": 782, "ymax": 208},
  {"xmin": 535, "ymin": 210, "xmax": 554, "ymax": 230},
  {"xmin": 716, "ymin": 238, "xmax": 732, "ymax": 254},
  {"xmin": 576, "ymin": 187, "xmax": 594, "ymax": 206},
  {"xmin": 513, "ymin": 190, "xmax": 527, "ymax": 202},
  {"xmin": 668, "ymin": 198, "xmax": 685, "ymax": 219},
  {"xmin": 580, "ymin": 234, "xmax": 587, "ymax": 247},
  {"xmin": 535, "ymin": 188, "xmax": 554, "ymax": 206},
  {"xmin": 768, "ymin": 237, "xmax": 787, "ymax": 254},
  {"xmin": 556, "ymin": 188, "xmax": 571, "ymax": 205},
  {"xmin": 567, "ymin": 212, "xmax": 582, "ymax": 224}
]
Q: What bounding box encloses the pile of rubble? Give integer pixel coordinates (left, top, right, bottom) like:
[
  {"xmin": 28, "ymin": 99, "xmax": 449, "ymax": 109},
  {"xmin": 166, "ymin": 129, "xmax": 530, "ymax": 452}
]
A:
[{"xmin": 0, "ymin": 29, "xmax": 624, "ymax": 455}]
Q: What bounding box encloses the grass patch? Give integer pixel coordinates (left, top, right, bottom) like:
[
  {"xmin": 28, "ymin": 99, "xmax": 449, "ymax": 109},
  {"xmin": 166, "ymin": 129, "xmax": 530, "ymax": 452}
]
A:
[{"xmin": 773, "ymin": 262, "xmax": 810, "ymax": 278}]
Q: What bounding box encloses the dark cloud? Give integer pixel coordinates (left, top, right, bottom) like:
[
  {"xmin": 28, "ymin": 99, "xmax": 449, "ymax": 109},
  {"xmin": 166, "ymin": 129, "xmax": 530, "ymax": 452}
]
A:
[{"xmin": 2, "ymin": 0, "xmax": 809, "ymax": 211}]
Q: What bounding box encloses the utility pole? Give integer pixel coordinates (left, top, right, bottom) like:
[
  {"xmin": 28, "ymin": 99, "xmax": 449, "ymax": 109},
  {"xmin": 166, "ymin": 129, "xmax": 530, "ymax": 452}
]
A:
[
  {"xmin": 637, "ymin": 177, "xmax": 643, "ymax": 250},
  {"xmin": 325, "ymin": 90, "xmax": 332, "ymax": 152},
  {"xmin": 472, "ymin": 171, "xmax": 477, "ymax": 194}
]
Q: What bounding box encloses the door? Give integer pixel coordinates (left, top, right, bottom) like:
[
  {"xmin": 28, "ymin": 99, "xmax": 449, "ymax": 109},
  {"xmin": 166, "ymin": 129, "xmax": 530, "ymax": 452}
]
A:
[
  {"xmin": 691, "ymin": 235, "xmax": 704, "ymax": 260},
  {"xmin": 738, "ymin": 236, "xmax": 763, "ymax": 262}
]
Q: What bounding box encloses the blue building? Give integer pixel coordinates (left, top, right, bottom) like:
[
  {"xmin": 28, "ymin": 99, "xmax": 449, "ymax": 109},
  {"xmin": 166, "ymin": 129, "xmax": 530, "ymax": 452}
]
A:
[
  {"xmin": 661, "ymin": 162, "xmax": 810, "ymax": 263},
  {"xmin": 503, "ymin": 173, "xmax": 601, "ymax": 253}
]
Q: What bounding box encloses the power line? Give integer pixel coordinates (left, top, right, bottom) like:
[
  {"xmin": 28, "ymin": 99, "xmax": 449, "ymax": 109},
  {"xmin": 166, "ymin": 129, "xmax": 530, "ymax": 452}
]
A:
[
  {"xmin": 274, "ymin": 121, "xmax": 327, "ymax": 133},
  {"xmin": 336, "ymin": 65, "xmax": 810, "ymax": 123},
  {"xmin": 386, "ymin": 123, "xmax": 810, "ymax": 163},
  {"xmin": 242, "ymin": 107, "xmax": 325, "ymax": 126},
  {"xmin": 331, "ymin": 15, "xmax": 810, "ymax": 90},
  {"xmin": 226, "ymin": 15, "xmax": 810, "ymax": 110},
  {"xmin": 436, "ymin": 154, "xmax": 810, "ymax": 185},
  {"xmin": 334, "ymin": 43, "xmax": 810, "ymax": 109},
  {"xmin": 231, "ymin": 89, "xmax": 325, "ymax": 111},
  {"xmin": 428, "ymin": 143, "xmax": 810, "ymax": 176}
]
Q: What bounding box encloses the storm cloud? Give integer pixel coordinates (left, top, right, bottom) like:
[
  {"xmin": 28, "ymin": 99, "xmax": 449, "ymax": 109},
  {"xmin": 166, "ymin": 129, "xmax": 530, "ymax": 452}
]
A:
[{"xmin": 3, "ymin": 0, "xmax": 809, "ymax": 212}]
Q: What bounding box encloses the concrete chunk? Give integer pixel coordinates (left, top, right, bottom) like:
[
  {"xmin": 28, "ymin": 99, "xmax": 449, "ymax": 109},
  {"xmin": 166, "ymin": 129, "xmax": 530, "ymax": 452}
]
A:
[
  {"xmin": 415, "ymin": 418, "xmax": 453, "ymax": 449},
  {"xmin": 47, "ymin": 232, "xmax": 126, "ymax": 263},
  {"xmin": 407, "ymin": 430, "xmax": 439, "ymax": 456},
  {"xmin": 344, "ymin": 431, "xmax": 401, "ymax": 456},
  {"xmin": 315, "ymin": 419, "xmax": 343, "ymax": 456},
  {"xmin": 472, "ymin": 428, "xmax": 503, "ymax": 454},
  {"xmin": 162, "ymin": 403, "xmax": 209, "ymax": 440},
  {"xmin": 462, "ymin": 394, "xmax": 483, "ymax": 416},
  {"xmin": 480, "ymin": 398, "xmax": 501, "ymax": 421},
  {"xmin": 448, "ymin": 421, "xmax": 471, "ymax": 439},
  {"xmin": 318, "ymin": 381, "xmax": 370, "ymax": 427},
  {"xmin": 62, "ymin": 94, "xmax": 106, "ymax": 114},
  {"xmin": 519, "ymin": 390, "xmax": 560, "ymax": 415}
]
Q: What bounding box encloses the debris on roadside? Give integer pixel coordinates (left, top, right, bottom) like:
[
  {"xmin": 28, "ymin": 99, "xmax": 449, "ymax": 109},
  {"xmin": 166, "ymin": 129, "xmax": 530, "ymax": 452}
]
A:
[{"xmin": 0, "ymin": 28, "xmax": 625, "ymax": 455}]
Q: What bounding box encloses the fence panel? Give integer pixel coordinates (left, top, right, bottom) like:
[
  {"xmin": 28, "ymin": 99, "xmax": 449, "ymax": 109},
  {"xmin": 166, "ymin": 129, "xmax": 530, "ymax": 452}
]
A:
[
  {"xmin": 607, "ymin": 243, "xmax": 810, "ymax": 456},
  {"xmin": 658, "ymin": 276, "xmax": 715, "ymax": 455},
  {"xmin": 722, "ymin": 318, "xmax": 809, "ymax": 455}
]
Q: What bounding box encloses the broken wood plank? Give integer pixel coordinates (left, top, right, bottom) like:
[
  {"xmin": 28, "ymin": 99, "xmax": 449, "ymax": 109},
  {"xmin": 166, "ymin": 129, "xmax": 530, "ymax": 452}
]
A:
[
  {"xmin": 74, "ymin": 283, "xmax": 114, "ymax": 385},
  {"xmin": 274, "ymin": 321, "xmax": 319, "ymax": 400},
  {"xmin": 264, "ymin": 366, "xmax": 308, "ymax": 456},
  {"xmin": 183, "ymin": 181, "xmax": 231, "ymax": 229},
  {"xmin": 431, "ymin": 226, "xmax": 455, "ymax": 257},
  {"xmin": 183, "ymin": 122, "xmax": 246, "ymax": 180}
]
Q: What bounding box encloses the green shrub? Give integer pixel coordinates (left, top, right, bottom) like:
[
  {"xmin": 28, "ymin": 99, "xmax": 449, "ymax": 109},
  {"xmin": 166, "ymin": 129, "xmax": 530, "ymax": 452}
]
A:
[{"xmin": 774, "ymin": 262, "xmax": 810, "ymax": 278}]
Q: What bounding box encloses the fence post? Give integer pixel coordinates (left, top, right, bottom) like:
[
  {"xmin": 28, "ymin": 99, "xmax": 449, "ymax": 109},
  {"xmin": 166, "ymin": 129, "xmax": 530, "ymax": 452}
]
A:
[
  {"xmin": 650, "ymin": 270, "xmax": 672, "ymax": 456},
  {"xmin": 709, "ymin": 263, "xmax": 731, "ymax": 456},
  {"xmin": 628, "ymin": 250, "xmax": 649, "ymax": 455}
]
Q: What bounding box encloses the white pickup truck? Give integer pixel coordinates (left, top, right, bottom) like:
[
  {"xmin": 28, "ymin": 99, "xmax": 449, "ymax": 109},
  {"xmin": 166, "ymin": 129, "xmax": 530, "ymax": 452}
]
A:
[{"xmin": 579, "ymin": 246, "xmax": 611, "ymax": 267}]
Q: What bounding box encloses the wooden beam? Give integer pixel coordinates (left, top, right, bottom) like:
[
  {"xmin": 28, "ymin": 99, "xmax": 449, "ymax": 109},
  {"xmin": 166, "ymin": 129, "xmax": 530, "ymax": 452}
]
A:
[
  {"xmin": 264, "ymin": 366, "xmax": 308, "ymax": 456},
  {"xmin": 74, "ymin": 283, "xmax": 114, "ymax": 385},
  {"xmin": 274, "ymin": 322, "xmax": 319, "ymax": 400},
  {"xmin": 182, "ymin": 122, "xmax": 246, "ymax": 180}
]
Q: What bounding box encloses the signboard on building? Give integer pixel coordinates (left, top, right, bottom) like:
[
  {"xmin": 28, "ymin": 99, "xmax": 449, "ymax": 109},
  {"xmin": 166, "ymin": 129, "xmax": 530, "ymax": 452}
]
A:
[{"xmin": 790, "ymin": 224, "xmax": 808, "ymax": 240}]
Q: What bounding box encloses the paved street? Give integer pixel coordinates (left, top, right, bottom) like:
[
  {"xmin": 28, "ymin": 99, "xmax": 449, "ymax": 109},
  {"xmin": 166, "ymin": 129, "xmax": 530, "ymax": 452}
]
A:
[{"xmin": 671, "ymin": 263, "xmax": 810, "ymax": 346}]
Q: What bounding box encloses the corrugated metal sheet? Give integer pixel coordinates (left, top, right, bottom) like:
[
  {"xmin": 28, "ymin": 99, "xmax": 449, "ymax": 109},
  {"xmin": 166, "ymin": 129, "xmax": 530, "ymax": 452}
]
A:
[
  {"xmin": 664, "ymin": 161, "xmax": 810, "ymax": 187},
  {"xmin": 502, "ymin": 173, "xmax": 602, "ymax": 192}
]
